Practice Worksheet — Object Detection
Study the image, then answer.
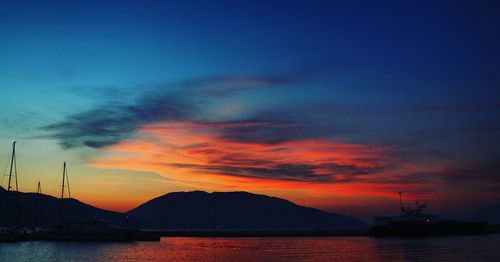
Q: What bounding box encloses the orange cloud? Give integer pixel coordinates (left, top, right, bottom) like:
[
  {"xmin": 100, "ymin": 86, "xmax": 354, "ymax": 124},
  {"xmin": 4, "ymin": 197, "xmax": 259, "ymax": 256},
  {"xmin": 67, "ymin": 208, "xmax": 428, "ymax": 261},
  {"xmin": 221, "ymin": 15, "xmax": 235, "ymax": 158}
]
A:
[{"xmin": 89, "ymin": 121, "xmax": 437, "ymax": 210}]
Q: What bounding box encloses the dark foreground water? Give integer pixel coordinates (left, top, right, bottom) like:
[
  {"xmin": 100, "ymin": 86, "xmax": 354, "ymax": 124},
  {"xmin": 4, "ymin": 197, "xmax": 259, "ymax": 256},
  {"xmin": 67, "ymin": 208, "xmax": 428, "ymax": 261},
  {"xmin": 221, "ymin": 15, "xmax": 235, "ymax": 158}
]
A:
[{"xmin": 1, "ymin": 235, "xmax": 500, "ymax": 261}]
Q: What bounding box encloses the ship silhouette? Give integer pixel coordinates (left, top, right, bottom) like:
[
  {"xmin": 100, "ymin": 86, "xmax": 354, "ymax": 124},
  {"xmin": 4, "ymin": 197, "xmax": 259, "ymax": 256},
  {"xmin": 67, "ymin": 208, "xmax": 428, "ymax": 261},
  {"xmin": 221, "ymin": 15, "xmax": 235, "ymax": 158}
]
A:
[{"xmin": 369, "ymin": 192, "xmax": 487, "ymax": 236}]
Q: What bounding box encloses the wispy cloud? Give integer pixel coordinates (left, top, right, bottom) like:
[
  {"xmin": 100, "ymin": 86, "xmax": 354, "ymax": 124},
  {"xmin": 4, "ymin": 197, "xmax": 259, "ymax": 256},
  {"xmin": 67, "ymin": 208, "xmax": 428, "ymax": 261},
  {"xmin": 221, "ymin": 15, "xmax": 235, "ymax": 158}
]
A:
[
  {"xmin": 38, "ymin": 64, "xmax": 500, "ymax": 206},
  {"xmin": 435, "ymin": 160, "xmax": 500, "ymax": 184},
  {"xmin": 168, "ymin": 163, "xmax": 333, "ymax": 182},
  {"xmin": 43, "ymin": 92, "xmax": 197, "ymax": 148},
  {"xmin": 41, "ymin": 63, "xmax": 339, "ymax": 149},
  {"xmin": 90, "ymin": 121, "xmax": 391, "ymax": 184}
]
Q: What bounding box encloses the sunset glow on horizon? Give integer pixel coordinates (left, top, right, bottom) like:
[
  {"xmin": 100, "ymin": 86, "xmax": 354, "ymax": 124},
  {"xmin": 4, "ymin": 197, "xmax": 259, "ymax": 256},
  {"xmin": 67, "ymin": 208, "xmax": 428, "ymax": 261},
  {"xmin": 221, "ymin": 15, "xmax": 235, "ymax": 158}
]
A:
[
  {"xmin": 83, "ymin": 121, "xmax": 465, "ymax": 215},
  {"xmin": 1, "ymin": 0, "xmax": 499, "ymax": 220}
]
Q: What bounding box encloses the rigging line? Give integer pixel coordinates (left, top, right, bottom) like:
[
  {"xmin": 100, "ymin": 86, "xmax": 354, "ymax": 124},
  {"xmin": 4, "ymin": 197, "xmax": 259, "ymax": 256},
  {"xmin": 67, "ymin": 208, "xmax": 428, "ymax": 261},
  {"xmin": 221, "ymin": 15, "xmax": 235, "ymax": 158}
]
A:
[
  {"xmin": 7, "ymin": 142, "xmax": 14, "ymax": 191},
  {"xmin": 7, "ymin": 141, "xmax": 18, "ymax": 192},
  {"xmin": 60, "ymin": 161, "xmax": 66, "ymax": 223},
  {"xmin": 1, "ymin": 150, "xmax": 11, "ymax": 188},
  {"xmin": 14, "ymin": 146, "xmax": 18, "ymax": 191},
  {"xmin": 11, "ymin": 141, "xmax": 20, "ymax": 226},
  {"xmin": 37, "ymin": 181, "xmax": 46, "ymax": 226},
  {"xmin": 61, "ymin": 162, "xmax": 66, "ymax": 199}
]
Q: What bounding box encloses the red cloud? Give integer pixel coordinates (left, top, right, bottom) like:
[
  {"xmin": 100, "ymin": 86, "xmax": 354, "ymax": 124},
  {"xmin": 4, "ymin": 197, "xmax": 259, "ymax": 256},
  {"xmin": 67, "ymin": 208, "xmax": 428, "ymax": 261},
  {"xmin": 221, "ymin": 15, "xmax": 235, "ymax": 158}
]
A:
[{"xmin": 89, "ymin": 121, "xmax": 439, "ymax": 207}]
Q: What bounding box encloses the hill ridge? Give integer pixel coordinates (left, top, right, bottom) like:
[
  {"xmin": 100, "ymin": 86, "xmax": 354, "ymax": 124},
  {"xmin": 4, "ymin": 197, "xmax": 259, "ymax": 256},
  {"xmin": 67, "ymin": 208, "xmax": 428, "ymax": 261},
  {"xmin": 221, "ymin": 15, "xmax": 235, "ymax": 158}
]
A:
[{"xmin": 127, "ymin": 190, "xmax": 367, "ymax": 230}]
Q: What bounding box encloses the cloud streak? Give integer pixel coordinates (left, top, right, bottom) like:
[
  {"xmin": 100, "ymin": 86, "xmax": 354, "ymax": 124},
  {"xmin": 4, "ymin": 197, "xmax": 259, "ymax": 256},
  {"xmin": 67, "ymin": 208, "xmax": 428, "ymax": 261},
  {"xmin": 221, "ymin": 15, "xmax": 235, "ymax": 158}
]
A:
[
  {"xmin": 43, "ymin": 92, "xmax": 196, "ymax": 148},
  {"xmin": 168, "ymin": 163, "xmax": 333, "ymax": 182},
  {"xmin": 38, "ymin": 65, "xmax": 500, "ymax": 207},
  {"xmin": 42, "ymin": 63, "xmax": 339, "ymax": 149},
  {"xmin": 89, "ymin": 121, "xmax": 391, "ymax": 184}
]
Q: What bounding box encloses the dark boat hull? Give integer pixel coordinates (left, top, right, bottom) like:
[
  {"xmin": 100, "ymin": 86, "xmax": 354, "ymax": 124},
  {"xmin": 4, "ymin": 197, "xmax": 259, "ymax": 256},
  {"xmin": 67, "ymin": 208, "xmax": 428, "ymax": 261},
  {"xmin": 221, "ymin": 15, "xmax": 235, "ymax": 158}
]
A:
[{"xmin": 369, "ymin": 220, "xmax": 487, "ymax": 237}]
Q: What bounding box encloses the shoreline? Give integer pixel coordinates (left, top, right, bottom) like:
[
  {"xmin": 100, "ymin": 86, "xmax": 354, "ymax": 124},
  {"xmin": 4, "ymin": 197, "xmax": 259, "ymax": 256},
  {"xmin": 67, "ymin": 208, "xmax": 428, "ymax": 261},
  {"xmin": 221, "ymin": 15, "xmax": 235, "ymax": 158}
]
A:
[
  {"xmin": 154, "ymin": 224, "xmax": 500, "ymax": 238},
  {"xmin": 158, "ymin": 228, "xmax": 370, "ymax": 237},
  {"xmin": 1, "ymin": 225, "xmax": 498, "ymax": 242}
]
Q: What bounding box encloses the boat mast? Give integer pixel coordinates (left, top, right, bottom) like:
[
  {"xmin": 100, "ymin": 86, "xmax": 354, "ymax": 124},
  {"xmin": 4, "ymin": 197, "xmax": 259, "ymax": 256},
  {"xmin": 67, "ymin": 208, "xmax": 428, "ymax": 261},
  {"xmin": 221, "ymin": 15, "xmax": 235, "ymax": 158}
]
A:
[
  {"xmin": 7, "ymin": 141, "xmax": 20, "ymax": 226},
  {"xmin": 60, "ymin": 161, "xmax": 71, "ymax": 222},
  {"xmin": 61, "ymin": 162, "xmax": 66, "ymax": 200},
  {"xmin": 37, "ymin": 181, "xmax": 45, "ymax": 226},
  {"xmin": 7, "ymin": 141, "xmax": 18, "ymax": 192}
]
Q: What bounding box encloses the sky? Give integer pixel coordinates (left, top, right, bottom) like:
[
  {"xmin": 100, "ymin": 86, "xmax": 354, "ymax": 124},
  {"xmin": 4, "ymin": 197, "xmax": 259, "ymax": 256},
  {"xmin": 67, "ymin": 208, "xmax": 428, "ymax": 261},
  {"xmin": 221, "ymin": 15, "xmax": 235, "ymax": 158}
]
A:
[{"xmin": 0, "ymin": 0, "xmax": 499, "ymax": 220}]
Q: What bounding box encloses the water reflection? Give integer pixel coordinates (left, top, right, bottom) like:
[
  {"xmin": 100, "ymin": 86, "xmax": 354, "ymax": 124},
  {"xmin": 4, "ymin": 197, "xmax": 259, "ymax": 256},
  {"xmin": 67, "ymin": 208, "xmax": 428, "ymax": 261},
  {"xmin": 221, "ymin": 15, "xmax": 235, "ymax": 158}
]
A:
[{"xmin": 1, "ymin": 235, "xmax": 500, "ymax": 261}]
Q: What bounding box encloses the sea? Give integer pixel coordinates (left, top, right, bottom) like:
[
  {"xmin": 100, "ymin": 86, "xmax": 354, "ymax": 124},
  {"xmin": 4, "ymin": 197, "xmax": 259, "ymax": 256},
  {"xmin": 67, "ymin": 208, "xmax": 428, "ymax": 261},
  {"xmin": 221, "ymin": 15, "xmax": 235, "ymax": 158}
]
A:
[{"xmin": 1, "ymin": 235, "xmax": 500, "ymax": 261}]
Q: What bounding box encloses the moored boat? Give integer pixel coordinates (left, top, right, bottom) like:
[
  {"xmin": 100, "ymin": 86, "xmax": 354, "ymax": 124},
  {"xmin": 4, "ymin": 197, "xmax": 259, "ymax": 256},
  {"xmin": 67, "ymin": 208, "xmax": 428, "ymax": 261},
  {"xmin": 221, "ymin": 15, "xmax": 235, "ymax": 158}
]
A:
[
  {"xmin": 28, "ymin": 162, "xmax": 159, "ymax": 242},
  {"xmin": 38, "ymin": 219, "xmax": 139, "ymax": 241},
  {"xmin": 369, "ymin": 192, "xmax": 487, "ymax": 237},
  {"xmin": 0, "ymin": 142, "xmax": 24, "ymax": 242}
]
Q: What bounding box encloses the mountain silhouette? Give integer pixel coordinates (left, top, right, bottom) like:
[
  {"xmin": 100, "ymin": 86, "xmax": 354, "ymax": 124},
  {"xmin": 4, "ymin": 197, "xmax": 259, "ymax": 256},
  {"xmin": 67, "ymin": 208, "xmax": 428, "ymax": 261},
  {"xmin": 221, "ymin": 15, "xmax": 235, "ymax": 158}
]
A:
[
  {"xmin": 0, "ymin": 187, "xmax": 130, "ymax": 227},
  {"xmin": 467, "ymin": 203, "xmax": 500, "ymax": 224},
  {"xmin": 1, "ymin": 188, "xmax": 366, "ymax": 230},
  {"xmin": 127, "ymin": 191, "xmax": 367, "ymax": 230}
]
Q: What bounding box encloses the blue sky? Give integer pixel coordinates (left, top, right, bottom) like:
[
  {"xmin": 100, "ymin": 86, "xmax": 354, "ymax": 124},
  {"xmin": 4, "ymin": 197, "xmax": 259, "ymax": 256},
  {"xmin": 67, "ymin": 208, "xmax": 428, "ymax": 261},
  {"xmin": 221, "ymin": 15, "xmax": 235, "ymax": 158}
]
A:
[{"xmin": 0, "ymin": 0, "xmax": 499, "ymax": 217}]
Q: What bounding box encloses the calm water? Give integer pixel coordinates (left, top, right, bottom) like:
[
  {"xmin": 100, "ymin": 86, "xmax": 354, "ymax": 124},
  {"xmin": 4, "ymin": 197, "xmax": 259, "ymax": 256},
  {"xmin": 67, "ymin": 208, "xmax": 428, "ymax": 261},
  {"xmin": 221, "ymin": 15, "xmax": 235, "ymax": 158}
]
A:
[{"xmin": 1, "ymin": 235, "xmax": 500, "ymax": 261}]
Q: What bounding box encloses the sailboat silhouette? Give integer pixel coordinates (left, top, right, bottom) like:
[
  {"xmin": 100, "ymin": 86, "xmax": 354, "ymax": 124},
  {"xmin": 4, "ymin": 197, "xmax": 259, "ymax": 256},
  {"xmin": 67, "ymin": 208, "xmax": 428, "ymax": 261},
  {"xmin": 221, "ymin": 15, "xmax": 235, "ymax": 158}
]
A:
[{"xmin": 0, "ymin": 141, "xmax": 23, "ymax": 242}]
